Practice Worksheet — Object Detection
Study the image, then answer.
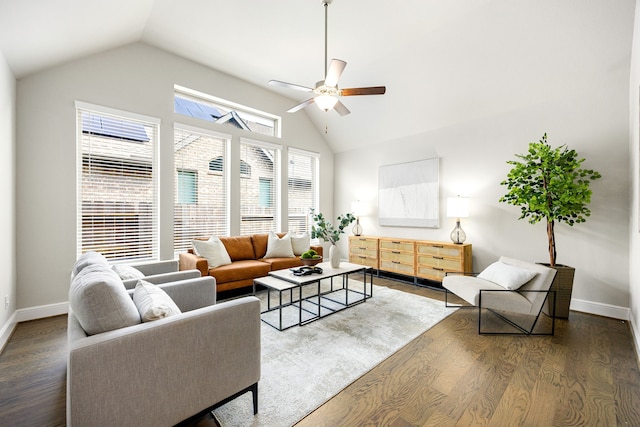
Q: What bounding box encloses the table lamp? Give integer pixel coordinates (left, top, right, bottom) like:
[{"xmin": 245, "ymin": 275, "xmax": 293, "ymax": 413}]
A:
[{"xmin": 447, "ymin": 196, "xmax": 469, "ymax": 244}]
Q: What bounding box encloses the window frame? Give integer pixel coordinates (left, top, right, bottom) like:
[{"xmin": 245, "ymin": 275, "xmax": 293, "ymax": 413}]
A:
[
  {"xmin": 75, "ymin": 101, "xmax": 160, "ymax": 261},
  {"xmin": 174, "ymin": 85, "xmax": 282, "ymax": 138}
]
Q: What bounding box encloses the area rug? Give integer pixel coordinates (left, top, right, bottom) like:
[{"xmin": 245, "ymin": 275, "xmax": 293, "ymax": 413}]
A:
[{"xmin": 212, "ymin": 283, "xmax": 455, "ymax": 427}]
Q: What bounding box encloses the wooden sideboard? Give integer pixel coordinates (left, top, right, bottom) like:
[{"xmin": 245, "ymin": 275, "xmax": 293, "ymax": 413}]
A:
[{"xmin": 348, "ymin": 235, "xmax": 472, "ymax": 283}]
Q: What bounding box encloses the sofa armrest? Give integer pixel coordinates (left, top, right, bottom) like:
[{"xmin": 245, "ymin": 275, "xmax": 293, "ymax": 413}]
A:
[
  {"xmin": 159, "ymin": 276, "xmax": 217, "ymax": 311},
  {"xmin": 128, "ymin": 259, "xmax": 179, "ymax": 276},
  {"xmin": 179, "ymin": 252, "xmax": 209, "ymax": 277},
  {"xmin": 67, "ymin": 296, "xmax": 261, "ymax": 427},
  {"xmin": 121, "ymin": 269, "xmax": 202, "ymax": 290}
]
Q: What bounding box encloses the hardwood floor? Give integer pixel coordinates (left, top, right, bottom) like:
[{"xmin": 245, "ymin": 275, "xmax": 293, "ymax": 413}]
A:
[{"xmin": 1, "ymin": 276, "xmax": 639, "ymax": 426}]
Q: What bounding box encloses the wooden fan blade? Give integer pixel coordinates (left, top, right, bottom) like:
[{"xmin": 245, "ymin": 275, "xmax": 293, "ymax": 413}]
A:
[
  {"xmin": 269, "ymin": 80, "xmax": 313, "ymax": 92},
  {"xmin": 333, "ymin": 100, "xmax": 350, "ymax": 116},
  {"xmin": 287, "ymin": 98, "xmax": 315, "ymax": 113},
  {"xmin": 339, "ymin": 86, "xmax": 386, "ymax": 96},
  {"xmin": 324, "ymin": 59, "xmax": 347, "ymax": 87}
]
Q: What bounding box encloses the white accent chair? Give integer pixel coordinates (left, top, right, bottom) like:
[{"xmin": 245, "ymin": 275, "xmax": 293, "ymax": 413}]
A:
[{"xmin": 443, "ymin": 256, "xmax": 557, "ymax": 335}]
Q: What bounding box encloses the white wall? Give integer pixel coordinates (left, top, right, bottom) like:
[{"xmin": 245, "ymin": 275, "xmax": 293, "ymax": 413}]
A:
[
  {"xmin": 335, "ymin": 41, "xmax": 631, "ymax": 318},
  {"xmin": 15, "ymin": 42, "xmax": 333, "ymax": 312},
  {"xmin": 0, "ymin": 49, "xmax": 16, "ymax": 348},
  {"xmin": 629, "ymin": 0, "xmax": 640, "ymax": 359}
]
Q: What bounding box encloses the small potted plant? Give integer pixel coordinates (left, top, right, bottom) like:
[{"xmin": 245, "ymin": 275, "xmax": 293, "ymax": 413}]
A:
[
  {"xmin": 300, "ymin": 249, "xmax": 323, "ymax": 266},
  {"xmin": 499, "ymin": 133, "xmax": 601, "ymax": 317},
  {"xmin": 310, "ymin": 209, "xmax": 356, "ymax": 268}
]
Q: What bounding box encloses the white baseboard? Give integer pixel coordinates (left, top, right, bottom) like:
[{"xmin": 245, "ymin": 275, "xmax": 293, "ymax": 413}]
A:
[
  {"xmin": 0, "ymin": 311, "xmax": 17, "ymax": 353},
  {"xmin": 570, "ymin": 298, "xmax": 629, "ymax": 320},
  {"xmin": 16, "ymin": 301, "xmax": 68, "ymax": 323}
]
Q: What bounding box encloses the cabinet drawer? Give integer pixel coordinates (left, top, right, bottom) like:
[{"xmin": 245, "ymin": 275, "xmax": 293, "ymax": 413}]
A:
[
  {"xmin": 416, "ymin": 243, "xmax": 463, "ymax": 258},
  {"xmin": 350, "ymin": 237, "xmax": 378, "ymax": 250},
  {"xmin": 380, "ymin": 239, "xmax": 414, "ymax": 252},
  {"xmin": 380, "ymin": 251, "xmax": 414, "ymax": 265},
  {"xmin": 417, "ymin": 255, "xmax": 462, "ymax": 271},
  {"xmin": 349, "ymin": 246, "xmax": 377, "ymax": 258},
  {"xmin": 349, "ymin": 255, "xmax": 378, "ymax": 269},
  {"xmin": 380, "ymin": 259, "xmax": 415, "ymax": 275},
  {"xmin": 416, "ymin": 266, "xmax": 447, "ymax": 281}
]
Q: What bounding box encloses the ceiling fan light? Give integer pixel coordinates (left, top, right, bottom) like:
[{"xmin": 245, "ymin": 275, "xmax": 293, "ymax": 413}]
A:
[{"xmin": 315, "ymin": 94, "xmax": 338, "ymax": 111}]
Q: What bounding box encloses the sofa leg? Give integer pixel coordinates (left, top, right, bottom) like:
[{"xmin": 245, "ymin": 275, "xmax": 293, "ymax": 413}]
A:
[{"xmin": 251, "ymin": 382, "xmax": 259, "ymax": 414}]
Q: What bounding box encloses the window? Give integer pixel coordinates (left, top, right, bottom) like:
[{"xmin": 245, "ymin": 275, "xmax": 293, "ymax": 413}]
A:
[
  {"xmin": 174, "ymin": 85, "xmax": 281, "ymax": 138},
  {"xmin": 174, "ymin": 126, "xmax": 230, "ymax": 254},
  {"xmin": 209, "ymin": 156, "xmax": 251, "ymax": 176},
  {"xmin": 177, "ymin": 170, "xmax": 197, "ymax": 204},
  {"xmin": 259, "ymin": 178, "xmax": 273, "ymax": 208},
  {"xmin": 76, "ymin": 102, "xmax": 159, "ymax": 261},
  {"xmin": 240, "ymin": 138, "xmax": 281, "ymax": 234},
  {"xmin": 288, "ymin": 149, "xmax": 319, "ymax": 234}
]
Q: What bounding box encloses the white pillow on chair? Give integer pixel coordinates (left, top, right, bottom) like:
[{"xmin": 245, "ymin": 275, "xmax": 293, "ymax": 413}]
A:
[
  {"xmin": 133, "ymin": 280, "xmax": 182, "ymax": 322},
  {"xmin": 477, "ymin": 261, "xmax": 538, "ymax": 290}
]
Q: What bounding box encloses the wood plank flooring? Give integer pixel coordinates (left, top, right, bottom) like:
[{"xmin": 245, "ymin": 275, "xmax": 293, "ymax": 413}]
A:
[{"xmin": 1, "ymin": 276, "xmax": 639, "ymax": 426}]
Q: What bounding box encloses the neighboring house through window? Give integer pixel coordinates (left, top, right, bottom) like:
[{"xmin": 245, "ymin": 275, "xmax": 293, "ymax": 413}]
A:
[
  {"xmin": 174, "ymin": 125, "xmax": 230, "ymax": 254},
  {"xmin": 288, "ymin": 148, "xmax": 319, "ymax": 234},
  {"xmin": 240, "ymin": 138, "xmax": 281, "ymax": 235}
]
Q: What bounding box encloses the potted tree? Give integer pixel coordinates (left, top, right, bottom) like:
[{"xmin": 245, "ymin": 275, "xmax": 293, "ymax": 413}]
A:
[
  {"xmin": 310, "ymin": 209, "xmax": 356, "ymax": 268},
  {"xmin": 499, "ymin": 133, "xmax": 601, "ymax": 318}
]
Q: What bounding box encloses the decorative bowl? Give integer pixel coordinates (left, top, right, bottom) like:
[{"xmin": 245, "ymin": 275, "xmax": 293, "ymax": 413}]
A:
[{"xmin": 300, "ymin": 256, "xmax": 322, "ymax": 266}]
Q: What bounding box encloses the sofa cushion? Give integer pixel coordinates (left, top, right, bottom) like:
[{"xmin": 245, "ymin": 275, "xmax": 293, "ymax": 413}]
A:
[
  {"xmin": 112, "ymin": 264, "xmax": 144, "ymax": 281},
  {"xmin": 251, "ymin": 233, "xmax": 268, "ymax": 259},
  {"xmin": 290, "ymin": 232, "xmax": 311, "ymax": 256},
  {"xmin": 265, "ymin": 231, "xmax": 295, "ymax": 258},
  {"xmin": 192, "ymin": 237, "xmax": 232, "ymax": 268},
  {"xmin": 220, "ymin": 236, "xmax": 256, "ymax": 261},
  {"xmin": 260, "ymin": 257, "xmax": 304, "ymax": 270},
  {"xmin": 209, "ymin": 260, "xmax": 271, "ymax": 284},
  {"xmin": 69, "ymin": 263, "xmax": 141, "ymax": 335},
  {"xmin": 133, "ymin": 280, "xmax": 182, "ymax": 322},
  {"xmin": 72, "ymin": 251, "xmax": 109, "ymax": 276}
]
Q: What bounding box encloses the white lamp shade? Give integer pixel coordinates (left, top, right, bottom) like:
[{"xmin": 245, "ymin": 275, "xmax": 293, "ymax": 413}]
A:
[
  {"xmin": 447, "ymin": 197, "xmax": 469, "ymax": 218},
  {"xmin": 351, "ymin": 200, "xmax": 364, "ymax": 216}
]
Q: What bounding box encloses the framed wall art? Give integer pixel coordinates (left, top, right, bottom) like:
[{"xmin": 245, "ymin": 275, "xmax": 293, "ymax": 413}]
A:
[{"xmin": 378, "ymin": 158, "xmax": 439, "ymax": 228}]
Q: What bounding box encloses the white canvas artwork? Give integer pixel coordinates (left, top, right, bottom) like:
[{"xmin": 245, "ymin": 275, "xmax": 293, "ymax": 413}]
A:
[{"xmin": 378, "ymin": 158, "xmax": 439, "ymax": 228}]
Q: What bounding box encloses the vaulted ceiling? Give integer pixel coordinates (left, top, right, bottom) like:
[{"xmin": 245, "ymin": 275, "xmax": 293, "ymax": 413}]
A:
[{"xmin": 0, "ymin": 0, "xmax": 634, "ymax": 153}]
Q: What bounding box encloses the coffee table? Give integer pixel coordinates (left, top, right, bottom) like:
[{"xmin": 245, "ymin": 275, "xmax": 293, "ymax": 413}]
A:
[{"xmin": 253, "ymin": 262, "xmax": 373, "ymax": 331}]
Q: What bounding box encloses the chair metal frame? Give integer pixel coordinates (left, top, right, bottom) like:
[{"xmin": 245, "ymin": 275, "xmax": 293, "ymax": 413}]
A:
[{"xmin": 444, "ymin": 272, "xmax": 557, "ymax": 335}]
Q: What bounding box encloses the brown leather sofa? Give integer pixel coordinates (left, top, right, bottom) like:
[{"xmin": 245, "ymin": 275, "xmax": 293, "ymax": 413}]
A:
[{"xmin": 179, "ymin": 233, "xmax": 323, "ymax": 292}]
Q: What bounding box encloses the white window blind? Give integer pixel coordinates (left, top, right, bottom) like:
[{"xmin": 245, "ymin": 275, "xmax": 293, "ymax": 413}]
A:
[
  {"xmin": 240, "ymin": 138, "xmax": 281, "ymax": 235},
  {"xmin": 76, "ymin": 104, "xmax": 159, "ymax": 261},
  {"xmin": 174, "ymin": 126, "xmax": 230, "ymax": 253},
  {"xmin": 288, "ymin": 148, "xmax": 319, "ymax": 234}
]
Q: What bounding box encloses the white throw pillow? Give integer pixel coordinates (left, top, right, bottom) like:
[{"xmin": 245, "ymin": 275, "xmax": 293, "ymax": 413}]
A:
[
  {"xmin": 112, "ymin": 264, "xmax": 144, "ymax": 280},
  {"xmin": 264, "ymin": 231, "xmax": 295, "ymax": 258},
  {"xmin": 133, "ymin": 280, "xmax": 182, "ymax": 322},
  {"xmin": 192, "ymin": 237, "xmax": 232, "ymax": 268},
  {"xmin": 290, "ymin": 232, "xmax": 311, "ymax": 256},
  {"xmin": 478, "ymin": 261, "xmax": 538, "ymax": 290}
]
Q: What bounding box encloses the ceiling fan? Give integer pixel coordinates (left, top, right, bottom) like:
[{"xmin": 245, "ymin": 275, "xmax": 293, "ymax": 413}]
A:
[{"xmin": 269, "ymin": 0, "xmax": 386, "ymax": 116}]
